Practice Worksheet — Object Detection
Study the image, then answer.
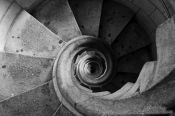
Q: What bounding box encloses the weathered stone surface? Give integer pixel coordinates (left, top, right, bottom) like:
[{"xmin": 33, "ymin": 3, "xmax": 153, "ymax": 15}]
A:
[
  {"xmin": 33, "ymin": 0, "xmax": 82, "ymax": 42},
  {"xmin": 55, "ymin": 17, "xmax": 175, "ymax": 115},
  {"xmin": 151, "ymin": 16, "xmax": 175, "ymax": 88},
  {"xmin": 69, "ymin": 0, "xmax": 103, "ymax": 37},
  {"xmin": 4, "ymin": 10, "xmax": 63, "ymax": 58},
  {"xmin": 137, "ymin": 61, "xmax": 157, "ymax": 92},
  {"xmin": 112, "ymin": 22, "xmax": 151, "ymax": 58},
  {"xmin": 0, "ymin": 52, "xmax": 53, "ymax": 101},
  {"xmin": 0, "ymin": 0, "xmax": 63, "ymax": 58},
  {"xmin": 75, "ymin": 69, "xmax": 175, "ymax": 115},
  {"xmin": 99, "ymin": 0, "xmax": 134, "ymax": 44},
  {"xmin": 0, "ymin": 80, "xmax": 61, "ymax": 116}
]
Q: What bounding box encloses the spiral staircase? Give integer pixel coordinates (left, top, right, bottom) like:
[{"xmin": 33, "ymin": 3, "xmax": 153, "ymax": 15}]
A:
[{"xmin": 0, "ymin": 0, "xmax": 175, "ymax": 115}]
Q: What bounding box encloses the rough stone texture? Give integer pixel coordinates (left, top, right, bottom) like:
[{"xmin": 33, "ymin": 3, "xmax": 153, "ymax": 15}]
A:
[
  {"xmin": 4, "ymin": 10, "xmax": 63, "ymax": 58},
  {"xmin": 0, "ymin": 52, "xmax": 53, "ymax": 101},
  {"xmin": 0, "ymin": 0, "xmax": 174, "ymax": 115},
  {"xmin": 33, "ymin": 0, "xmax": 82, "ymax": 42},
  {"xmin": 75, "ymin": 69, "xmax": 175, "ymax": 115},
  {"xmin": 99, "ymin": 0, "xmax": 134, "ymax": 44},
  {"xmin": 0, "ymin": 0, "xmax": 63, "ymax": 58},
  {"xmin": 148, "ymin": 16, "xmax": 175, "ymax": 89},
  {"xmin": 55, "ymin": 17, "xmax": 175, "ymax": 115},
  {"xmin": 112, "ymin": 22, "xmax": 151, "ymax": 58},
  {"xmin": 0, "ymin": 80, "xmax": 61, "ymax": 116},
  {"xmin": 69, "ymin": 0, "xmax": 103, "ymax": 37}
]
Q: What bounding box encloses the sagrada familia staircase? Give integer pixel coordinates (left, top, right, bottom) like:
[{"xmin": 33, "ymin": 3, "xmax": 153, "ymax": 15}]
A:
[{"xmin": 0, "ymin": 0, "xmax": 175, "ymax": 115}]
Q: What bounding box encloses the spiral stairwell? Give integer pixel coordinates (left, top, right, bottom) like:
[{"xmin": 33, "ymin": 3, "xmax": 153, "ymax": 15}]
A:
[{"xmin": 0, "ymin": 0, "xmax": 175, "ymax": 115}]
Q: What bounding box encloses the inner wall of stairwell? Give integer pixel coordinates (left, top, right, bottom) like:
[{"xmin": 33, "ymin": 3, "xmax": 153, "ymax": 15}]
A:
[{"xmin": 114, "ymin": 0, "xmax": 174, "ymax": 60}]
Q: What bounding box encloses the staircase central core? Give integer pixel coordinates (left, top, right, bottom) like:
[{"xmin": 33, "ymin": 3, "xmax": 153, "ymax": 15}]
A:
[
  {"xmin": 85, "ymin": 61, "xmax": 101, "ymax": 75},
  {"xmin": 54, "ymin": 35, "xmax": 116, "ymax": 91},
  {"xmin": 74, "ymin": 49, "xmax": 107, "ymax": 86}
]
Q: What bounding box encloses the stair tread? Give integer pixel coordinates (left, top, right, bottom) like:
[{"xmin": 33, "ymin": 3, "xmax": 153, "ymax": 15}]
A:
[
  {"xmin": 1, "ymin": 1, "xmax": 63, "ymax": 58},
  {"xmin": 69, "ymin": 0, "xmax": 103, "ymax": 37},
  {"xmin": 0, "ymin": 52, "xmax": 53, "ymax": 102},
  {"xmin": 99, "ymin": 0, "xmax": 134, "ymax": 44},
  {"xmin": 117, "ymin": 46, "xmax": 153, "ymax": 74},
  {"xmin": 150, "ymin": 16, "xmax": 175, "ymax": 88},
  {"xmin": 32, "ymin": 0, "xmax": 81, "ymax": 42},
  {"xmin": 0, "ymin": 80, "xmax": 61, "ymax": 116},
  {"xmin": 112, "ymin": 22, "xmax": 152, "ymax": 58}
]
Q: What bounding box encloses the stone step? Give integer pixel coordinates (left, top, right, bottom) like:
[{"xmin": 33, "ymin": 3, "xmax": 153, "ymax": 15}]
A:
[
  {"xmin": 0, "ymin": 80, "xmax": 61, "ymax": 116},
  {"xmin": 112, "ymin": 22, "xmax": 152, "ymax": 59},
  {"xmin": 99, "ymin": 0, "xmax": 134, "ymax": 44},
  {"xmin": 117, "ymin": 46, "xmax": 153, "ymax": 74},
  {"xmin": 32, "ymin": 0, "xmax": 82, "ymax": 42},
  {"xmin": 0, "ymin": 52, "xmax": 53, "ymax": 101},
  {"xmin": 69, "ymin": 0, "xmax": 103, "ymax": 37}
]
